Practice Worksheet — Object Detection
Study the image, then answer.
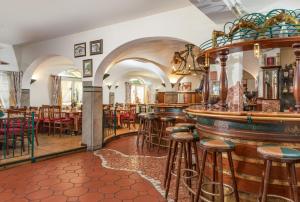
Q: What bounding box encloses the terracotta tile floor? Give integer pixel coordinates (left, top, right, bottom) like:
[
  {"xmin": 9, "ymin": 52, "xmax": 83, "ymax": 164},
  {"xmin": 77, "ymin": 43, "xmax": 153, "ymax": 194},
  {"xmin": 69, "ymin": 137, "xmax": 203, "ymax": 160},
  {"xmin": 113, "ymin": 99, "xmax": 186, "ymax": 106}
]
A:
[{"xmin": 0, "ymin": 136, "xmax": 167, "ymax": 202}]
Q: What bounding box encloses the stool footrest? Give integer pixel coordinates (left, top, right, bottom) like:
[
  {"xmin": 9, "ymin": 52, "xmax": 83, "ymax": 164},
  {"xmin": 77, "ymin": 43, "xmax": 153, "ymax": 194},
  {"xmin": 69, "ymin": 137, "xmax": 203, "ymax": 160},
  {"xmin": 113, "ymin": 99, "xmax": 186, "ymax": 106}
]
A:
[
  {"xmin": 181, "ymin": 168, "xmax": 199, "ymax": 195},
  {"xmin": 264, "ymin": 194, "xmax": 294, "ymax": 202},
  {"xmin": 201, "ymin": 182, "xmax": 234, "ymax": 197}
]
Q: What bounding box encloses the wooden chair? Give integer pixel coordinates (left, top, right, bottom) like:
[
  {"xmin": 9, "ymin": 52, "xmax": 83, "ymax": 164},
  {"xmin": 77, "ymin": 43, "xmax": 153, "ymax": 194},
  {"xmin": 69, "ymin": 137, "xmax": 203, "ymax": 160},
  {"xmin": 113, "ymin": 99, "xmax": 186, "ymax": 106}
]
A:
[
  {"xmin": 52, "ymin": 106, "xmax": 73, "ymax": 136},
  {"xmin": 41, "ymin": 105, "xmax": 52, "ymax": 135},
  {"xmin": 121, "ymin": 106, "xmax": 136, "ymax": 130},
  {"xmin": 7, "ymin": 109, "xmax": 27, "ymax": 154}
]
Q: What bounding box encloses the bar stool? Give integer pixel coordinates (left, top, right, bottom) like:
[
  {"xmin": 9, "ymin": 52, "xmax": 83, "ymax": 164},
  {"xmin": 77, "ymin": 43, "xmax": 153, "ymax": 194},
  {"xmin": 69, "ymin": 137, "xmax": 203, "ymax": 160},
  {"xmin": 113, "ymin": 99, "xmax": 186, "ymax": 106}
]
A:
[
  {"xmin": 165, "ymin": 132, "xmax": 200, "ymax": 202},
  {"xmin": 163, "ymin": 126, "xmax": 190, "ymax": 187},
  {"xmin": 136, "ymin": 113, "xmax": 147, "ymax": 146},
  {"xmin": 195, "ymin": 138, "xmax": 239, "ymax": 202},
  {"xmin": 175, "ymin": 122, "xmax": 196, "ymax": 132},
  {"xmin": 257, "ymin": 145, "xmax": 300, "ymax": 202},
  {"xmin": 142, "ymin": 114, "xmax": 158, "ymax": 149},
  {"xmin": 157, "ymin": 116, "xmax": 176, "ymax": 153}
]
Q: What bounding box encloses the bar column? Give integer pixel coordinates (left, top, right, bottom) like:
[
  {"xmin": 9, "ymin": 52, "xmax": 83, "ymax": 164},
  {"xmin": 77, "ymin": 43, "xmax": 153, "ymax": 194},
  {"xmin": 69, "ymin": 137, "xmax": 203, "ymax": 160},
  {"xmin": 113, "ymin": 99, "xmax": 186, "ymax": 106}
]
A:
[
  {"xmin": 219, "ymin": 50, "xmax": 229, "ymax": 111},
  {"xmin": 82, "ymin": 81, "xmax": 103, "ymax": 150},
  {"xmin": 293, "ymin": 43, "xmax": 300, "ymax": 112}
]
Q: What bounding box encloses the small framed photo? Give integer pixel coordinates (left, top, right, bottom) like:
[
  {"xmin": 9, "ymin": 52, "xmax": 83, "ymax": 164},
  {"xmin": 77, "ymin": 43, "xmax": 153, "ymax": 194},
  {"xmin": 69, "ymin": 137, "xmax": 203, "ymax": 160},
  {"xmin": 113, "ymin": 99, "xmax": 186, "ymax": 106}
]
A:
[
  {"xmin": 90, "ymin": 39, "xmax": 103, "ymax": 55},
  {"xmin": 83, "ymin": 59, "xmax": 93, "ymax": 77},
  {"xmin": 74, "ymin": 42, "xmax": 86, "ymax": 58}
]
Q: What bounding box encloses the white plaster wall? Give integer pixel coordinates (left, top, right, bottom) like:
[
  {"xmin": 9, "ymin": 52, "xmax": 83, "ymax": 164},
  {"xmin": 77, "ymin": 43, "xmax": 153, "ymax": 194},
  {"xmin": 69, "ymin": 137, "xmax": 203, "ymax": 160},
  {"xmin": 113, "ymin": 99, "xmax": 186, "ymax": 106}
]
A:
[
  {"xmin": 17, "ymin": 6, "xmax": 217, "ymax": 87},
  {"xmin": 102, "ymin": 75, "xmax": 162, "ymax": 104},
  {"xmin": 179, "ymin": 75, "xmax": 202, "ymax": 90},
  {"xmin": 30, "ymin": 64, "xmax": 80, "ymax": 106}
]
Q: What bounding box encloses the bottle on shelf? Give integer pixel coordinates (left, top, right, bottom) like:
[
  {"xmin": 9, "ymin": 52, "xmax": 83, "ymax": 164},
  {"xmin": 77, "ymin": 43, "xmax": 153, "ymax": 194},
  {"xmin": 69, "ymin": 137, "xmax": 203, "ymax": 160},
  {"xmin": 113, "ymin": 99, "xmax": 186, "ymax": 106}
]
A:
[
  {"xmin": 283, "ymin": 82, "xmax": 288, "ymax": 94},
  {"xmin": 283, "ymin": 64, "xmax": 289, "ymax": 78}
]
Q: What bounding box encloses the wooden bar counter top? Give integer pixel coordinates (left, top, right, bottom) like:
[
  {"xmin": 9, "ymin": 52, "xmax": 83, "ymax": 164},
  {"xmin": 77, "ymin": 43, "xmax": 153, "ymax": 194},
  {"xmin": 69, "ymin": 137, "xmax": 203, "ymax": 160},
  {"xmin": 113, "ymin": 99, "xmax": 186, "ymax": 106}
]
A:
[{"xmin": 185, "ymin": 106, "xmax": 300, "ymax": 200}]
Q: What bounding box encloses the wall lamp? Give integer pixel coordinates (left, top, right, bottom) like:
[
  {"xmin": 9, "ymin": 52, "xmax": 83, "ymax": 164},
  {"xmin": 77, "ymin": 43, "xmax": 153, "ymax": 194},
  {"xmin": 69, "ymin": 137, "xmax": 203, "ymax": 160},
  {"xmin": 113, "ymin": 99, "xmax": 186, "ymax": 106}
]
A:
[{"xmin": 30, "ymin": 79, "xmax": 37, "ymax": 85}]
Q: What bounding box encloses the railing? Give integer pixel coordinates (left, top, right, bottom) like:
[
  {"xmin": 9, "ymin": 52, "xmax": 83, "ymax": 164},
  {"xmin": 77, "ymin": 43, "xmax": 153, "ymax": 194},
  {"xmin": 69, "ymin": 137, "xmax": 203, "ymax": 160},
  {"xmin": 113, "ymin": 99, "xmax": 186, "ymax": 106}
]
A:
[
  {"xmin": 0, "ymin": 112, "xmax": 35, "ymax": 163},
  {"xmin": 199, "ymin": 9, "xmax": 300, "ymax": 51},
  {"xmin": 103, "ymin": 107, "xmax": 117, "ymax": 142},
  {"xmin": 102, "ymin": 104, "xmax": 154, "ymax": 143}
]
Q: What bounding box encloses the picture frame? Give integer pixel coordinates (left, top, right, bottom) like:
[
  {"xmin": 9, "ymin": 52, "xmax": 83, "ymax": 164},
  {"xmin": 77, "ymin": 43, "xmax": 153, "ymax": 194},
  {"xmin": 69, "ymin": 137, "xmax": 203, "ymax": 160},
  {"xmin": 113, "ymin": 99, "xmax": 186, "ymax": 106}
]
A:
[
  {"xmin": 90, "ymin": 39, "xmax": 103, "ymax": 55},
  {"xmin": 83, "ymin": 59, "xmax": 93, "ymax": 77},
  {"xmin": 74, "ymin": 42, "xmax": 86, "ymax": 58}
]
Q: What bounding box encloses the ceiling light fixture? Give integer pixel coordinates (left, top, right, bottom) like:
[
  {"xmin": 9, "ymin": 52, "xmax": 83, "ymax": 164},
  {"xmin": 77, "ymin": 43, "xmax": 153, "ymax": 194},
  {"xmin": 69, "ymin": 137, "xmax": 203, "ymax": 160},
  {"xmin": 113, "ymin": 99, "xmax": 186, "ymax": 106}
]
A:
[{"xmin": 171, "ymin": 44, "xmax": 206, "ymax": 76}]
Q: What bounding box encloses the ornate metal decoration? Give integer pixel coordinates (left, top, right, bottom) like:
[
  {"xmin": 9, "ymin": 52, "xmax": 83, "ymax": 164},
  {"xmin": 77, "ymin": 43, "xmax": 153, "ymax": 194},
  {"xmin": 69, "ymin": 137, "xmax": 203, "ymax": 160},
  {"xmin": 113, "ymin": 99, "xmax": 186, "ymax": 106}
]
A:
[
  {"xmin": 200, "ymin": 9, "xmax": 300, "ymax": 51},
  {"xmin": 171, "ymin": 44, "xmax": 206, "ymax": 75}
]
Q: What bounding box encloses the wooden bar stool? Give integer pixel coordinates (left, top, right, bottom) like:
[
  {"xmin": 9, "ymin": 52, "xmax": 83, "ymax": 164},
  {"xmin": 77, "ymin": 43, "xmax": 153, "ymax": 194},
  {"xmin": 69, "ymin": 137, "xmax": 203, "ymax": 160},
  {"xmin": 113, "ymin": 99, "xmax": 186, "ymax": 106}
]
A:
[
  {"xmin": 257, "ymin": 145, "xmax": 300, "ymax": 202},
  {"xmin": 157, "ymin": 116, "xmax": 176, "ymax": 153},
  {"xmin": 163, "ymin": 126, "xmax": 190, "ymax": 187},
  {"xmin": 175, "ymin": 123, "xmax": 196, "ymax": 132},
  {"xmin": 136, "ymin": 113, "xmax": 147, "ymax": 146},
  {"xmin": 142, "ymin": 114, "xmax": 158, "ymax": 149},
  {"xmin": 195, "ymin": 138, "xmax": 239, "ymax": 202},
  {"xmin": 165, "ymin": 132, "xmax": 200, "ymax": 202}
]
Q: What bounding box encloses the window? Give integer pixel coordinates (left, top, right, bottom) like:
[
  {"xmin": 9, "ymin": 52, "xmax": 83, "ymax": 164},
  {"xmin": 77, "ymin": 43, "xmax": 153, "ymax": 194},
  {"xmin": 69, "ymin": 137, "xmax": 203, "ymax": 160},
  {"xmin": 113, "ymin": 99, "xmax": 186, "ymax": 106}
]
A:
[
  {"xmin": 61, "ymin": 78, "xmax": 82, "ymax": 106},
  {"xmin": 131, "ymin": 85, "xmax": 145, "ymax": 104},
  {"xmin": 0, "ymin": 72, "xmax": 10, "ymax": 108}
]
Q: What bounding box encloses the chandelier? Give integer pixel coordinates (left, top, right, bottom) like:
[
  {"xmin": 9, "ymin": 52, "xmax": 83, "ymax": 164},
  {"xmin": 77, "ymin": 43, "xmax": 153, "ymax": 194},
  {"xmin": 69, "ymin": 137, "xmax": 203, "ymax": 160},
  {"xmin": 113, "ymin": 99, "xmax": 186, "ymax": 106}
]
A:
[{"xmin": 171, "ymin": 44, "xmax": 206, "ymax": 76}]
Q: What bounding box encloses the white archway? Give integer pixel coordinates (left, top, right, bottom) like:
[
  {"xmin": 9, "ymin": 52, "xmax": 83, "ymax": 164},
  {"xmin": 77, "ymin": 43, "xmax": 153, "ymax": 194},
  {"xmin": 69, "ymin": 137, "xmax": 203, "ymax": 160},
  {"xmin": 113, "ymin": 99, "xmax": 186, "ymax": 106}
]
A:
[
  {"xmin": 93, "ymin": 36, "xmax": 191, "ymax": 86},
  {"xmin": 22, "ymin": 55, "xmax": 76, "ymax": 89}
]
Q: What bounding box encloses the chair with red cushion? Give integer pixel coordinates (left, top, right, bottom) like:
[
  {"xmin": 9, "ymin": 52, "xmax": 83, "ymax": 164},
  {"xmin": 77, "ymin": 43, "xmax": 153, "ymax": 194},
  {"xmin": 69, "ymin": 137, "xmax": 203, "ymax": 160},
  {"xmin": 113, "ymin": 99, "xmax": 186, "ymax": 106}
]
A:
[
  {"xmin": 7, "ymin": 109, "xmax": 27, "ymax": 154},
  {"xmin": 52, "ymin": 106, "xmax": 73, "ymax": 136},
  {"xmin": 122, "ymin": 106, "xmax": 136, "ymax": 130},
  {"xmin": 41, "ymin": 105, "xmax": 52, "ymax": 135}
]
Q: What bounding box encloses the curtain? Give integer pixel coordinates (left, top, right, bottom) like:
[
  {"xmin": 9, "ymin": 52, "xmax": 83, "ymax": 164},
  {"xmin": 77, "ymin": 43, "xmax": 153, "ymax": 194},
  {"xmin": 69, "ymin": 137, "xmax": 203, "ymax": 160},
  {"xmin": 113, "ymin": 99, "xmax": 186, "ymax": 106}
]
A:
[
  {"xmin": 125, "ymin": 82, "xmax": 131, "ymax": 104},
  {"xmin": 50, "ymin": 75, "xmax": 62, "ymax": 106},
  {"xmin": 9, "ymin": 71, "xmax": 23, "ymax": 107}
]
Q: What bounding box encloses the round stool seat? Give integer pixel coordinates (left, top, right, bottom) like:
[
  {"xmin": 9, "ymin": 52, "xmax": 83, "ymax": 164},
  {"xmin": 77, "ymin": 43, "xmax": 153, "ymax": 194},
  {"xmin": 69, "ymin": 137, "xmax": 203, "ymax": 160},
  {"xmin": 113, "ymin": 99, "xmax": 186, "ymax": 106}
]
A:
[
  {"xmin": 175, "ymin": 123, "xmax": 196, "ymax": 130},
  {"xmin": 166, "ymin": 126, "xmax": 189, "ymax": 133},
  {"xmin": 138, "ymin": 113, "xmax": 147, "ymax": 118},
  {"xmin": 145, "ymin": 114, "xmax": 158, "ymax": 120},
  {"xmin": 257, "ymin": 145, "xmax": 300, "ymax": 159},
  {"xmin": 171, "ymin": 132, "xmax": 194, "ymax": 142},
  {"xmin": 200, "ymin": 138, "xmax": 235, "ymax": 150},
  {"xmin": 161, "ymin": 116, "xmax": 176, "ymax": 122}
]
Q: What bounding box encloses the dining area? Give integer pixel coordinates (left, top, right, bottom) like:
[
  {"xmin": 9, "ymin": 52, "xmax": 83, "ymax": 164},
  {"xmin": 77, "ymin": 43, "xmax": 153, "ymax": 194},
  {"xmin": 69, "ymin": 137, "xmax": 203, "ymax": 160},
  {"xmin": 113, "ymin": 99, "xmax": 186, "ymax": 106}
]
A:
[{"xmin": 0, "ymin": 105, "xmax": 83, "ymax": 166}]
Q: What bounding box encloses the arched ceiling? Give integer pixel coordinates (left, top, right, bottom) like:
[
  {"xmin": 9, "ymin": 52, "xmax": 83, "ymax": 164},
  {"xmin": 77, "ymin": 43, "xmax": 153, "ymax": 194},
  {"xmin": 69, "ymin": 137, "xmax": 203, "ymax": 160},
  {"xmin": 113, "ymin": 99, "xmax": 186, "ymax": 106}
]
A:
[
  {"xmin": 105, "ymin": 59, "xmax": 166, "ymax": 84},
  {"xmin": 104, "ymin": 38, "xmax": 201, "ymax": 78}
]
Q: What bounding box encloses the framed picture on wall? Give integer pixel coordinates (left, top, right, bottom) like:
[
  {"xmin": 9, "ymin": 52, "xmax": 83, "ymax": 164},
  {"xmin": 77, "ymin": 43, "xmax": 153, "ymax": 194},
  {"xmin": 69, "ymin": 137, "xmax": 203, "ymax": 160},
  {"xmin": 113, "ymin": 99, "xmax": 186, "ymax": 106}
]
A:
[
  {"xmin": 83, "ymin": 59, "xmax": 93, "ymax": 77},
  {"xmin": 74, "ymin": 42, "xmax": 86, "ymax": 58},
  {"xmin": 90, "ymin": 39, "xmax": 103, "ymax": 55}
]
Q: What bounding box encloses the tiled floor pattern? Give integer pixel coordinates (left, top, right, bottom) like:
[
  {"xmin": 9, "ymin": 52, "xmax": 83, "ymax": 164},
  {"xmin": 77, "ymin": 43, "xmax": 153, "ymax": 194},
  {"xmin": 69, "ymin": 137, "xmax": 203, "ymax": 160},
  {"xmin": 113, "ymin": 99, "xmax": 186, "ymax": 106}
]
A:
[
  {"xmin": 0, "ymin": 135, "xmax": 169, "ymax": 202},
  {"xmin": 95, "ymin": 148, "xmax": 193, "ymax": 201},
  {"xmin": 1, "ymin": 125, "xmax": 135, "ymax": 166}
]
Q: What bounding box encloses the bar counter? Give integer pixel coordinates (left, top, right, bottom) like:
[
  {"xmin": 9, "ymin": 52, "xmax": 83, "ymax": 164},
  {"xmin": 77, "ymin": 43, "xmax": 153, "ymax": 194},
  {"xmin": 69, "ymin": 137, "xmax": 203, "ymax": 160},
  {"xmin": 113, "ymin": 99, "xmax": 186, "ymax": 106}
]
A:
[
  {"xmin": 153, "ymin": 103, "xmax": 199, "ymax": 119},
  {"xmin": 185, "ymin": 106, "xmax": 300, "ymax": 199}
]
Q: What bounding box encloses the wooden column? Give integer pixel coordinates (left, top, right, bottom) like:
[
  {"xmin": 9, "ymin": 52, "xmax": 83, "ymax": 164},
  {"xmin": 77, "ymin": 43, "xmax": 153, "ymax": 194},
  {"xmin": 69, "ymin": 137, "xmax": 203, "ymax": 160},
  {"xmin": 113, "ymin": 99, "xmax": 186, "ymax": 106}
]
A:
[
  {"xmin": 293, "ymin": 43, "xmax": 300, "ymax": 113},
  {"xmin": 219, "ymin": 51, "xmax": 229, "ymax": 111},
  {"xmin": 202, "ymin": 68, "xmax": 210, "ymax": 109}
]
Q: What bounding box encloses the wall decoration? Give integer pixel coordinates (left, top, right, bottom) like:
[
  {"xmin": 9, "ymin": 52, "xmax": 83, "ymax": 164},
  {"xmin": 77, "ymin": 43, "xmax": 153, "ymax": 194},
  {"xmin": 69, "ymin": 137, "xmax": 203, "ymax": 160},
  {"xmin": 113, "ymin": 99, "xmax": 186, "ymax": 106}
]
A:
[
  {"xmin": 83, "ymin": 59, "xmax": 93, "ymax": 77},
  {"xmin": 90, "ymin": 39, "xmax": 103, "ymax": 55},
  {"xmin": 74, "ymin": 42, "xmax": 86, "ymax": 58}
]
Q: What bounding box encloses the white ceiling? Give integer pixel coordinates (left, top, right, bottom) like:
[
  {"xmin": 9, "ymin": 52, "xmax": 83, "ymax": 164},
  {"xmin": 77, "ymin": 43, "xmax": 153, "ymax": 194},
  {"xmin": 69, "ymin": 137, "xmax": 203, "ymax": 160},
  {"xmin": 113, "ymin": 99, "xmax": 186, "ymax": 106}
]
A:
[{"xmin": 0, "ymin": 0, "xmax": 191, "ymax": 45}]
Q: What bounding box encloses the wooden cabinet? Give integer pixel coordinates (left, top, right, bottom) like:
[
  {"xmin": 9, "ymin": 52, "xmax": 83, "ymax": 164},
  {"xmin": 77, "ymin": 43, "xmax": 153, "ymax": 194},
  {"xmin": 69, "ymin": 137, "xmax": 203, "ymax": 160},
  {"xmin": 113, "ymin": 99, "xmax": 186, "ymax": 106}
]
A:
[{"xmin": 156, "ymin": 91, "xmax": 202, "ymax": 104}]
